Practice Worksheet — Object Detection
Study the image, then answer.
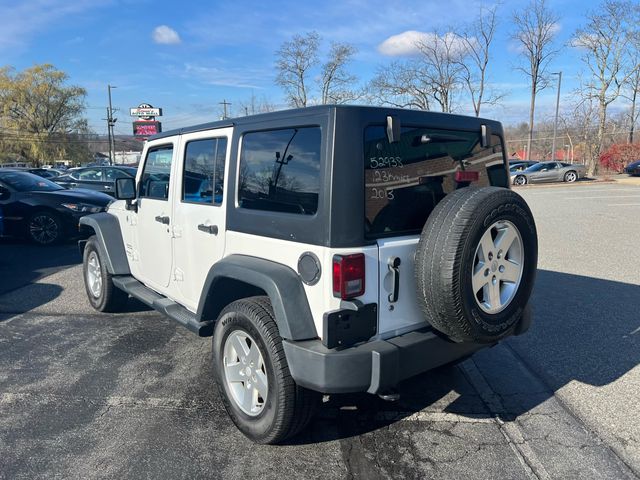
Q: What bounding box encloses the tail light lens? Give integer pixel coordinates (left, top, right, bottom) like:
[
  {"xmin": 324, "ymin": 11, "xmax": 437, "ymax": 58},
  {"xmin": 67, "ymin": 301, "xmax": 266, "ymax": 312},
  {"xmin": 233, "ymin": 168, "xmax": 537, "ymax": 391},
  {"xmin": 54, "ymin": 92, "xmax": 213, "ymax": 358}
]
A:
[{"xmin": 333, "ymin": 254, "xmax": 365, "ymax": 299}]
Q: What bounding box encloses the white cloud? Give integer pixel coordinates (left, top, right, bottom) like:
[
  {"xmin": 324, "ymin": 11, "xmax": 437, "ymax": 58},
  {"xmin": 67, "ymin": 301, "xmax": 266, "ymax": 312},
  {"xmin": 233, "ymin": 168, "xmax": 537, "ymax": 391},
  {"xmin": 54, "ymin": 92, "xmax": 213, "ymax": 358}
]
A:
[
  {"xmin": 378, "ymin": 31, "xmax": 469, "ymax": 57},
  {"xmin": 152, "ymin": 25, "xmax": 181, "ymax": 45},
  {"xmin": 378, "ymin": 30, "xmax": 428, "ymax": 56}
]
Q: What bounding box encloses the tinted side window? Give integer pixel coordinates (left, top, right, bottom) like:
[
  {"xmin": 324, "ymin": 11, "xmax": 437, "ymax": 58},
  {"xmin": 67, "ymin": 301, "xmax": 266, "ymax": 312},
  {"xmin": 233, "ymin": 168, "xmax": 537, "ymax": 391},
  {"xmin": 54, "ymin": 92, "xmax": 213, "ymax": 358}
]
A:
[
  {"xmin": 77, "ymin": 168, "xmax": 103, "ymax": 181},
  {"xmin": 139, "ymin": 145, "xmax": 173, "ymax": 200},
  {"xmin": 364, "ymin": 126, "xmax": 506, "ymax": 238},
  {"xmin": 182, "ymin": 137, "xmax": 228, "ymax": 205},
  {"xmin": 239, "ymin": 127, "xmax": 321, "ymax": 215},
  {"xmin": 105, "ymin": 168, "xmax": 131, "ymax": 180}
]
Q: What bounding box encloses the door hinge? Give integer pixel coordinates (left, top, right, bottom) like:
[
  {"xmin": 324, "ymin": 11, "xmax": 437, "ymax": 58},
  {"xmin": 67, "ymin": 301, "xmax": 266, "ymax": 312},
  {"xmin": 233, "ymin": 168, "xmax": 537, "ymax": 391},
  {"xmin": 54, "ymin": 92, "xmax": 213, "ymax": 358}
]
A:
[{"xmin": 173, "ymin": 268, "xmax": 184, "ymax": 282}]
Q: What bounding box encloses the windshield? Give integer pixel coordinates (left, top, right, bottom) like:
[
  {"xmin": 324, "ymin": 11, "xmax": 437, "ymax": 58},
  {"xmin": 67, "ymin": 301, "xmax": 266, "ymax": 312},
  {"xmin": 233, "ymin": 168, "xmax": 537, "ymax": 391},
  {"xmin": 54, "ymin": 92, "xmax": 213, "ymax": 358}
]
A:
[
  {"xmin": 0, "ymin": 171, "xmax": 64, "ymax": 192},
  {"xmin": 526, "ymin": 163, "xmax": 548, "ymax": 172}
]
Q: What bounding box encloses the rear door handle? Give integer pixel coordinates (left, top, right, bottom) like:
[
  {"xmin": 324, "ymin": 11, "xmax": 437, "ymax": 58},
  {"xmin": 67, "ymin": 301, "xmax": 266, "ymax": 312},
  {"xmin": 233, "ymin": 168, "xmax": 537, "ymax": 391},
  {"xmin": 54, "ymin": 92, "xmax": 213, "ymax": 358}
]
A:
[
  {"xmin": 198, "ymin": 224, "xmax": 218, "ymax": 235},
  {"xmin": 155, "ymin": 215, "xmax": 170, "ymax": 225},
  {"xmin": 388, "ymin": 256, "xmax": 401, "ymax": 303}
]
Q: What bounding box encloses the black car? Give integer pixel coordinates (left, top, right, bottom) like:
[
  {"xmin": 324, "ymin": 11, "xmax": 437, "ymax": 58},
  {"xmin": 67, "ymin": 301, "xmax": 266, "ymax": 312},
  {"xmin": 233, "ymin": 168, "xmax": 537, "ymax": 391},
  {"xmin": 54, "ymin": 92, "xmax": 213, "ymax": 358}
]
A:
[
  {"xmin": 0, "ymin": 171, "xmax": 112, "ymax": 245},
  {"xmin": 3, "ymin": 167, "xmax": 64, "ymax": 179},
  {"xmin": 625, "ymin": 160, "xmax": 640, "ymax": 176},
  {"xmin": 54, "ymin": 166, "xmax": 137, "ymax": 196}
]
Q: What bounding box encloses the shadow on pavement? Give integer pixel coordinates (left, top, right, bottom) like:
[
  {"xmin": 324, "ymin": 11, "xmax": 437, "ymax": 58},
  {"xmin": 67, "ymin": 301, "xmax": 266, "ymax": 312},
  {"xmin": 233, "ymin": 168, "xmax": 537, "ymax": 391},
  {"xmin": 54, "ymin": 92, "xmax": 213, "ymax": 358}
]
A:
[
  {"xmin": 0, "ymin": 238, "xmax": 80, "ymax": 295},
  {"xmin": 290, "ymin": 269, "xmax": 640, "ymax": 444},
  {"xmin": 0, "ymin": 283, "xmax": 64, "ymax": 321}
]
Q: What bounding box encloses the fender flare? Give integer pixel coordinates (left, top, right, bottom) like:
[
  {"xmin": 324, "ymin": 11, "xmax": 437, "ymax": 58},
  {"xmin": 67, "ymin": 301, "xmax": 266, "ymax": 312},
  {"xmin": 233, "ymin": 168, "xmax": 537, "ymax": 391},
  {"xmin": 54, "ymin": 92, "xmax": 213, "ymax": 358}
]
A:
[
  {"xmin": 196, "ymin": 255, "xmax": 318, "ymax": 341},
  {"xmin": 79, "ymin": 213, "xmax": 130, "ymax": 275}
]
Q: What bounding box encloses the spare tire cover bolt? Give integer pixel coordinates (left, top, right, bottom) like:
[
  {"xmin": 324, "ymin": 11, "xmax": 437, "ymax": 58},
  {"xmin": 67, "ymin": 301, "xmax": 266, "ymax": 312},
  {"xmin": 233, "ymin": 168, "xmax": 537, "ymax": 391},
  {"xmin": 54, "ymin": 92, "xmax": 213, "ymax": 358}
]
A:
[
  {"xmin": 492, "ymin": 276, "xmax": 497, "ymax": 284},
  {"xmin": 488, "ymin": 252, "xmax": 494, "ymax": 261},
  {"xmin": 499, "ymin": 265, "xmax": 505, "ymax": 273},
  {"xmin": 497, "ymin": 250, "xmax": 503, "ymax": 259}
]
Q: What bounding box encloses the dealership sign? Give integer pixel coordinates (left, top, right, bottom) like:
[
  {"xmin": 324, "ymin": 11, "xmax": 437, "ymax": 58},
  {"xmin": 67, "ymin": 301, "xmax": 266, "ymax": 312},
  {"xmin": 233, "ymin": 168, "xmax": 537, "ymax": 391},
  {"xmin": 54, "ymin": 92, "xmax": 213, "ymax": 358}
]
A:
[
  {"xmin": 130, "ymin": 103, "xmax": 162, "ymax": 120},
  {"xmin": 130, "ymin": 103, "xmax": 162, "ymax": 138}
]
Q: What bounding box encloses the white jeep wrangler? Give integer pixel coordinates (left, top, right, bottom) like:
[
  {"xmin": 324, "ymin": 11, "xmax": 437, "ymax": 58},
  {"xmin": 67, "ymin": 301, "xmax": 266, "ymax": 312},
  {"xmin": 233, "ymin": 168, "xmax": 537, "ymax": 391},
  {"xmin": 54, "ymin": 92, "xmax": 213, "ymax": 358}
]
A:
[{"xmin": 80, "ymin": 106, "xmax": 537, "ymax": 444}]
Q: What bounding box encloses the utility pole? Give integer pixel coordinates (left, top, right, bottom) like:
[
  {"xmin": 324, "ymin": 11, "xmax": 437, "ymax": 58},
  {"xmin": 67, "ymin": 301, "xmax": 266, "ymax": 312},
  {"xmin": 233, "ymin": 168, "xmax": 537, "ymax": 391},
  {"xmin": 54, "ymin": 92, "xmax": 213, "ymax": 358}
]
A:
[
  {"xmin": 107, "ymin": 85, "xmax": 117, "ymax": 165},
  {"xmin": 219, "ymin": 99, "xmax": 231, "ymax": 120},
  {"xmin": 551, "ymin": 72, "xmax": 562, "ymax": 161}
]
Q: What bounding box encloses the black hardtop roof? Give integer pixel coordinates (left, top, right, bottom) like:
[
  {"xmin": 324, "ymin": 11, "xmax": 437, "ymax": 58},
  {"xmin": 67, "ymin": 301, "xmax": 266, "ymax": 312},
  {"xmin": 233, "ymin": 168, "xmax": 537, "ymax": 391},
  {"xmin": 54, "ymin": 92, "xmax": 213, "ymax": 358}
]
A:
[{"xmin": 148, "ymin": 105, "xmax": 503, "ymax": 141}]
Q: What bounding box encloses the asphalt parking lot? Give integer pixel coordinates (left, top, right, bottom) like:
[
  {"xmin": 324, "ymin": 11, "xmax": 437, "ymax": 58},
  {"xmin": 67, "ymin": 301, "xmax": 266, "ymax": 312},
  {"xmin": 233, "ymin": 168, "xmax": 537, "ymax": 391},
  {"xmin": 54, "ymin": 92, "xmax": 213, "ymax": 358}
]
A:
[{"xmin": 0, "ymin": 182, "xmax": 638, "ymax": 479}]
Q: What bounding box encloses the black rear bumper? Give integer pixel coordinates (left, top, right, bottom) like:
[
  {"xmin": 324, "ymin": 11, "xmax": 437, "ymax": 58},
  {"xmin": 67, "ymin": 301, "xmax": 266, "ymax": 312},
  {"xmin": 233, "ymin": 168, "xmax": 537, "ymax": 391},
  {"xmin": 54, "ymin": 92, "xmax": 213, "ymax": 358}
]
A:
[{"xmin": 283, "ymin": 304, "xmax": 532, "ymax": 394}]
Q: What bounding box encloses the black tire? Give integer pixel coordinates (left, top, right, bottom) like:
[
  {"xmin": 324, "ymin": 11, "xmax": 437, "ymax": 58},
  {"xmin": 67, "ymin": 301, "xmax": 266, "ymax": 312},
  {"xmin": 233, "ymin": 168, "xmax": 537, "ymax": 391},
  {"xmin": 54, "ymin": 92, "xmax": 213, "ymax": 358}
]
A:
[
  {"xmin": 27, "ymin": 210, "xmax": 63, "ymax": 245},
  {"xmin": 564, "ymin": 170, "xmax": 577, "ymax": 183},
  {"xmin": 513, "ymin": 175, "xmax": 527, "ymax": 186},
  {"xmin": 415, "ymin": 187, "xmax": 537, "ymax": 343},
  {"xmin": 212, "ymin": 296, "xmax": 320, "ymax": 444},
  {"xmin": 82, "ymin": 236, "xmax": 128, "ymax": 312}
]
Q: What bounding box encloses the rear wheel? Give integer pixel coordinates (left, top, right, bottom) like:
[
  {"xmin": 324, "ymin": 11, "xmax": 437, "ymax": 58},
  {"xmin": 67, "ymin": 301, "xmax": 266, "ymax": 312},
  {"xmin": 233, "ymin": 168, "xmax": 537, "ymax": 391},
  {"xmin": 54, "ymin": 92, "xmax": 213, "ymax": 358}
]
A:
[
  {"xmin": 415, "ymin": 187, "xmax": 538, "ymax": 343},
  {"xmin": 564, "ymin": 171, "xmax": 577, "ymax": 183},
  {"xmin": 28, "ymin": 210, "xmax": 63, "ymax": 245},
  {"xmin": 212, "ymin": 297, "xmax": 319, "ymax": 444}
]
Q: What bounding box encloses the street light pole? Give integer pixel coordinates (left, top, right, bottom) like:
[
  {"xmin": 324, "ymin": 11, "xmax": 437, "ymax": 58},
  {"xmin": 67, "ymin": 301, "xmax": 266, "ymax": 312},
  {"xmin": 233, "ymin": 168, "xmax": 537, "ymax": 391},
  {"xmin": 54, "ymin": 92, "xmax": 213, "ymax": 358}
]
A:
[
  {"xmin": 551, "ymin": 71, "xmax": 562, "ymax": 161},
  {"xmin": 107, "ymin": 85, "xmax": 117, "ymax": 165}
]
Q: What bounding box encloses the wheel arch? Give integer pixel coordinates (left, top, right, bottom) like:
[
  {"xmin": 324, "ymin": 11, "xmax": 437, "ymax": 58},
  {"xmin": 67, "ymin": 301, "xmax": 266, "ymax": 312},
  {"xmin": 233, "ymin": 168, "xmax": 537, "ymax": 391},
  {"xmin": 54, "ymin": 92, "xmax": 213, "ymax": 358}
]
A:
[
  {"xmin": 197, "ymin": 255, "xmax": 318, "ymax": 341},
  {"xmin": 78, "ymin": 212, "xmax": 130, "ymax": 275}
]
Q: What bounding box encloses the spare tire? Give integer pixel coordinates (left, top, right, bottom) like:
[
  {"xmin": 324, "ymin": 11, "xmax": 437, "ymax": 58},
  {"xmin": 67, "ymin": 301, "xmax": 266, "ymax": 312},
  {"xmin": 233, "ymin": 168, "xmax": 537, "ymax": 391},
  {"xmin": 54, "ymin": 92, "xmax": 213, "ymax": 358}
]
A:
[{"xmin": 415, "ymin": 187, "xmax": 537, "ymax": 343}]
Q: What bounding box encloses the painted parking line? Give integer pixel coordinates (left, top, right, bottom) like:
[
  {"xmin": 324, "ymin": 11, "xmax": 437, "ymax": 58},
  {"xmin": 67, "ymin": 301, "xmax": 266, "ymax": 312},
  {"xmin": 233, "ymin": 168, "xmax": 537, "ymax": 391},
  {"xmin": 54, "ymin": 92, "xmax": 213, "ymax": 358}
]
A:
[{"xmin": 564, "ymin": 195, "xmax": 640, "ymax": 200}]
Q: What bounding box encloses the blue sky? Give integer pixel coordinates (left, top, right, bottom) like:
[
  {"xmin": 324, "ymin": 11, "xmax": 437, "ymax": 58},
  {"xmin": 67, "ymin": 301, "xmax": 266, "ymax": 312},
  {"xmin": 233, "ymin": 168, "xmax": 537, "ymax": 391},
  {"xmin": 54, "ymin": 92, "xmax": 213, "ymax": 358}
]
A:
[{"xmin": 0, "ymin": 0, "xmax": 620, "ymax": 136}]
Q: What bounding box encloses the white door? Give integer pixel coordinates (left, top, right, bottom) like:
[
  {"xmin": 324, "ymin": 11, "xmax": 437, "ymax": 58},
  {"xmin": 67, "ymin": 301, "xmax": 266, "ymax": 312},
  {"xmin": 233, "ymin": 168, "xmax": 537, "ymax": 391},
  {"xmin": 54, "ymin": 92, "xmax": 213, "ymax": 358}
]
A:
[
  {"xmin": 171, "ymin": 129, "xmax": 231, "ymax": 311},
  {"xmin": 135, "ymin": 142, "xmax": 177, "ymax": 293}
]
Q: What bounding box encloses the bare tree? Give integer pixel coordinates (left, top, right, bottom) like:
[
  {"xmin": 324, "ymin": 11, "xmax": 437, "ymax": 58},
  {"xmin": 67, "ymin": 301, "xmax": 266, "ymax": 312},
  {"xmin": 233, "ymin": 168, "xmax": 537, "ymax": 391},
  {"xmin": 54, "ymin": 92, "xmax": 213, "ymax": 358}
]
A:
[
  {"xmin": 237, "ymin": 92, "xmax": 278, "ymax": 116},
  {"xmin": 415, "ymin": 32, "xmax": 466, "ymax": 113},
  {"xmin": 275, "ymin": 32, "xmax": 320, "ymax": 108},
  {"xmin": 367, "ymin": 61, "xmax": 432, "ymax": 110},
  {"xmin": 573, "ymin": 0, "xmax": 640, "ymax": 175},
  {"xmin": 622, "ymin": 51, "xmax": 640, "ymax": 144},
  {"xmin": 321, "ymin": 42, "xmax": 358, "ymax": 104},
  {"xmin": 460, "ymin": 5, "xmax": 505, "ymax": 117},
  {"xmin": 512, "ymin": 0, "xmax": 559, "ymax": 160}
]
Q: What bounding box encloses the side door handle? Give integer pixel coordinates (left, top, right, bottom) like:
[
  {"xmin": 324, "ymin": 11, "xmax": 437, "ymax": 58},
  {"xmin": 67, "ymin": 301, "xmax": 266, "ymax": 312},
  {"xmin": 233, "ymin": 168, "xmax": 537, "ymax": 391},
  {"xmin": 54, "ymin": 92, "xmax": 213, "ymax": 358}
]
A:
[
  {"xmin": 388, "ymin": 256, "xmax": 401, "ymax": 303},
  {"xmin": 197, "ymin": 224, "xmax": 218, "ymax": 235},
  {"xmin": 155, "ymin": 215, "xmax": 170, "ymax": 225}
]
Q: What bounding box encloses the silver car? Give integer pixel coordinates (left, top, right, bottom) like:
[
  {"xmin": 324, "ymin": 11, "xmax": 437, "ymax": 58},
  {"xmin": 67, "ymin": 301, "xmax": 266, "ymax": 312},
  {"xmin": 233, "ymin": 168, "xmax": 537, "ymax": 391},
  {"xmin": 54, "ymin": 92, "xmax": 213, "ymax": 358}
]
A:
[{"xmin": 511, "ymin": 161, "xmax": 587, "ymax": 185}]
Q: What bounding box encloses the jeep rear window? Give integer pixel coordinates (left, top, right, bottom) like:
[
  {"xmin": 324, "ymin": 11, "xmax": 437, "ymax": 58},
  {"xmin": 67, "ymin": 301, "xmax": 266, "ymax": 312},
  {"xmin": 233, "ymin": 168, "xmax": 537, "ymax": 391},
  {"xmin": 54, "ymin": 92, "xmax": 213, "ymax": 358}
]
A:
[
  {"xmin": 239, "ymin": 127, "xmax": 321, "ymax": 215},
  {"xmin": 364, "ymin": 126, "xmax": 507, "ymax": 239}
]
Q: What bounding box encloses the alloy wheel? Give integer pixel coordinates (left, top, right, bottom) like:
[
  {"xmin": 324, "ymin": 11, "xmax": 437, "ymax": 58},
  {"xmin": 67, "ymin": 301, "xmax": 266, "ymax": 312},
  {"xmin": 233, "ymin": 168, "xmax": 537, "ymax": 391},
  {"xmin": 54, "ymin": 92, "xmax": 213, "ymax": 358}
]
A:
[
  {"xmin": 471, "ymin": 220, "xmax": 524, "ymax": 314},
  {"xmin": 223, "ymin": 330, "xmax": 268, "ymax": 416}
]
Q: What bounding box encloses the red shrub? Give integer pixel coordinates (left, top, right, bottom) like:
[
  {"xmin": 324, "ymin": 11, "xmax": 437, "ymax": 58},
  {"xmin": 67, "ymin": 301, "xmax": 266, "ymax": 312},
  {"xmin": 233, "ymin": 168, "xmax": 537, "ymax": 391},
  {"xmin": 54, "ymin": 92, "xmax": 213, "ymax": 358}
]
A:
[{"xmin": 599, "ymin": 143, "xmax": 640, "ymax": 172}]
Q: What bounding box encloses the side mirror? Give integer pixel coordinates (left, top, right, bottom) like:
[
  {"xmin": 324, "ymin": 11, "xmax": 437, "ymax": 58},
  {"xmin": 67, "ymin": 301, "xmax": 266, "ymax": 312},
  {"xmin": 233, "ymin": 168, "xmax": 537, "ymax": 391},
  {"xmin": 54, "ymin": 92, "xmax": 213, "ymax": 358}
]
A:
[
  {"xmin": 115, "ymin": 177, "xmax": 136, "ymax": 200},
  {"xmin": 0, "ymin": 186, "xmax": 9, "ymax": 200}
]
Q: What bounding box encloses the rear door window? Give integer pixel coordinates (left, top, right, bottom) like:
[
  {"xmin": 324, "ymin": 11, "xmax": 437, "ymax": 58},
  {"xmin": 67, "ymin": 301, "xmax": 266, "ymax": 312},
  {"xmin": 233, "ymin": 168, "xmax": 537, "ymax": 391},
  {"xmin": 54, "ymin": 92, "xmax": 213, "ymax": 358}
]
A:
[
  {"xmin": 182, "ymin": 137, "xmax": 228, "ymax": 205},
  {"xmin": 364, "ymin": 126, "xmax": 507, "ymax": 238}
]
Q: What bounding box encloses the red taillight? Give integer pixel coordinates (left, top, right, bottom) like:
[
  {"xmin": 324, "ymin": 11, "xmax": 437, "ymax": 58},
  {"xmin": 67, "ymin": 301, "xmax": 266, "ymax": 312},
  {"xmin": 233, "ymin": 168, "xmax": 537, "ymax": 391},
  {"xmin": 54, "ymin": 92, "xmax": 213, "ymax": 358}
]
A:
[
  {"xmin": 455, "ymin": 170, "xmax": 480, "ymax": 182},
  {"xmin": 332, "ymin": 254, "xmax": 365, "ymax": 300}
]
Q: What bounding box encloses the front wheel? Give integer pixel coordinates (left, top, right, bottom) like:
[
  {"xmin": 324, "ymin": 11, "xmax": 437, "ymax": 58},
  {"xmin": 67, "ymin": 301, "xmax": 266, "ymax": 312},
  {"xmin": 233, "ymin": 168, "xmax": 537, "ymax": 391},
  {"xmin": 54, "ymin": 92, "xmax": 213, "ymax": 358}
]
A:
[
  {"xmin": 212, "ymin": 297, "xmax": 319, "ymax": 444},
  {"xmin": 82, "ymin": 236, "xmax": 128, "ymax": 312},
  {"xmin": 513, "ymin": 175, "xmax": 527, "ymax": 186},
  {"xmin": 564, "ymin": 171, "xmax": 577, "ymax": 183},
  {"xmin": 28, "ymin": 210, "xmax": 63, "ymax": 245}
]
